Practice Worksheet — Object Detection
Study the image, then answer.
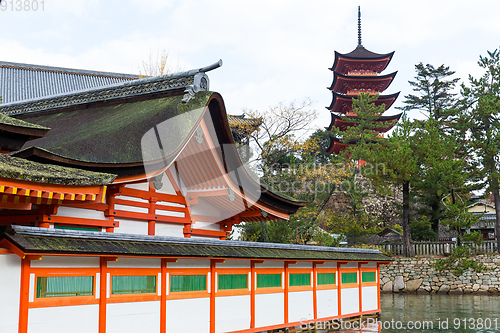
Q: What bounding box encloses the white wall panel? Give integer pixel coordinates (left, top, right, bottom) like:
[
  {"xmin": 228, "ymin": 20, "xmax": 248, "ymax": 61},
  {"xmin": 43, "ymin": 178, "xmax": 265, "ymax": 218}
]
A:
[
  {"xmin": 255, "ymin": 293, "xmax": 284, "ymax": 328},
  {"xmin": 115, "ymin": 204, "xmax": 149, "ymax": 214},
  {"xmin": 361, "ymin": 262, "xmax": 377, "ymax": 268},
  {"xmin": 28, "ymin": 305, "xmax": 99, "ymax": 333},
  {"xmin": 317, "ymin": 289, "xmax": 338, "ymax": 318},
  {"xmin": 115, "ymin": 218, "xmax": 148, "ymax": 235},
  {"xmin": 340, "ymin": 288, "xmax": 359, "ymax": 315},
  {"xmin": 31, "ymin": 256, "xmax": 99, "ymax": 268},
  {"xmin": 115, "ymin": 195, "xmax": 149, "ymax": 204},
  {"xmin": 190, "ymin": 199, "xmax": 222, "ymax": 218},
  {"xmin": 0, "ymin": 254, "xmax": 21, "ymax": 333},
  {"xmin": 166, "ymin": 298, "xmax": 210, "ymax": 333},
  {"xmin": 167, "ymin": 259, "xmax": 210, "ymax": 269},
  {"xmin": 155, "ymin": 209, "xmax": 185, "ymax": 217},
  {"xmin": 56, "ymin": 206, "xmax": 106, "ymax": 220},
  {"xmin": 320, "ymin": 262, "xmax": 337, "ymax": 269},
  {"xmin": 362, "ymin": 286, "xmax": 378, "ymax": 312},
  {"xmin": 255, "ymin": 261, "xmax": 284, "ymax": 269},
  {"xmin": 155, "ymin": 222, "xmax": 185, "ymax": 238},
  {"xmin": 340, "ymin": 262, "xmax": 358, "ymax": 269},
  {"xmin": 107, "ymin": 301, "xmax": 160, "ymax": 333},
  {"xmin": 125, "ymin": 182, "xmax": 149, "ymax": 191},
  {"xmin": 216, "ymin": 259, "xmax": 250, "ymax": 269},
  {"xmin": 155, "ymin": 173, "xmax": 177, "ymax": 195},
  {"xmin": 215, "ymin": 295, "xmax": 251, "ymax": 333},
  {"xmin": 288, "ymin": 262, "xmax": 312, "ymax": 269},
  {"xmin": 107, "ymin": 257, "xmax": 160, "ymax": 268},
  {"xmin": 192, "ymin": 221, "xmax": 222, "ymax": 231},
  {"xmin": 288, "ymin": 291, "xmax": 313, "ymax": 323}
]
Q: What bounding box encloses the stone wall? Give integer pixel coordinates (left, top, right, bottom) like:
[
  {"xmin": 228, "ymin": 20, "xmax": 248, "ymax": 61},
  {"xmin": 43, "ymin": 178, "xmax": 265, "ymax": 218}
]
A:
[{"xmin": 380, "ymin": 255, "xmax": 500, "ymax": 294}]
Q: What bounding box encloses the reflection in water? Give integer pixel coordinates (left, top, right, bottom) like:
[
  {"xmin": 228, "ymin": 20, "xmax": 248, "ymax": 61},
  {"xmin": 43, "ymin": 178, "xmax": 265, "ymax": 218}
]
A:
[{"xmin": 312, "ymin": 294, "xmax": 500, "ymax": 332}]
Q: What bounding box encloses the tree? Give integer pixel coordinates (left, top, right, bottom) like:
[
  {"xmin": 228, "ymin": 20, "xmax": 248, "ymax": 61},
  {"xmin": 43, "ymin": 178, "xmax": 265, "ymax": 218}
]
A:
[
  {"xmin": 139, "ymin": 49, "xmax": 181, "ymax": 77},
  {"xmin": 398, "ymin": 63, "xmax": 465, "ymax": 236},
  {"xmin": 461, "ymin": 48, "xmax": 500, "ymax": 253}
]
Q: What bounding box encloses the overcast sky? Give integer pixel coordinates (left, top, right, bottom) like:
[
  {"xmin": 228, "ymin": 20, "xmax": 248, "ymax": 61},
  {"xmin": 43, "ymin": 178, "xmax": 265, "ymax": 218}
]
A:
[{"xmin": 1, "ymin": 0, "xmax": 500, "ymax": 131}]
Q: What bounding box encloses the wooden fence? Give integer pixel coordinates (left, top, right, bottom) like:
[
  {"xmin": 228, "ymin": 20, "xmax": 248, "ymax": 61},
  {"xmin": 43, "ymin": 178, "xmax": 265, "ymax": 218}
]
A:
[{"xmin": 379, "ymin": 241, "xmax": 498, "ymax": 256}]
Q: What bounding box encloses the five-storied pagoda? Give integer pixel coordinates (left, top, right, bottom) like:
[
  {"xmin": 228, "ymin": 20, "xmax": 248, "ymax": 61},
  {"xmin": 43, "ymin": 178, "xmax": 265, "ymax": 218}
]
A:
[{"xmin": 326, "ymin": 6, "xmax": 402, "ymax": 154}]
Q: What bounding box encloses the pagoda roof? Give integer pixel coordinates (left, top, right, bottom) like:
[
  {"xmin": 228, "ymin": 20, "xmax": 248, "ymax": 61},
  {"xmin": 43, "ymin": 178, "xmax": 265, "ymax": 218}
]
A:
[
  {"xmin": 330, "ymin": 46, "xmax": 394, "ymax": 75},
  {"xmin": 329, "ymin": 71, "xmax": 397, "ymax": 94},
  {"xmin": 327, "ymin": 91, "xmax": 400, "ymax": 114},
  {"xmin": 1, "ymin": 225, "xmax": 390, "ymax": 261},
  {"xmin": 326, "ymin": 138, "xmax": 355, "ymax": 155},
  {"xmin": 327, "ymin": 113, "xmax": 402, "ymax": 133}
]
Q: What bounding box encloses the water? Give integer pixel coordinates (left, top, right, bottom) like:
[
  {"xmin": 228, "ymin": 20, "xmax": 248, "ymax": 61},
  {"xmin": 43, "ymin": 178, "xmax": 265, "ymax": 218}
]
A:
[{"xmin": 310, "ymin": 294, "xmax": 500, "ymax": 332}]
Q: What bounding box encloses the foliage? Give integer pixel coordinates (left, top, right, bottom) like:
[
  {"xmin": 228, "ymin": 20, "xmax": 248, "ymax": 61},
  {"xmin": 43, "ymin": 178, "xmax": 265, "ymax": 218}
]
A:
[
  {"xmin": 462, "ymin": 231, "xmax": 484, "ymax": 247},
  {"xmin": 410, "ymin": 216, "xmax": 437, "ymax": 241},
  {"xmin": 139, "ymin": 49, "xmax": 181, "ymax": 77},
  {"xmin": 433, "ymin": 246, "xmax": 490, "ymax": 276},
  {"xmin": 461, "ymin": 48, "xmax": 500, "ymax": 253}
]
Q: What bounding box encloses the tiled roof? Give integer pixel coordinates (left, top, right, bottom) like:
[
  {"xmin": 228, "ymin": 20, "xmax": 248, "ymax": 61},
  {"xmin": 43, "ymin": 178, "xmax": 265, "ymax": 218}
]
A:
[
  {"xmin": 2, "ymin": 225, "xmax": 390, "ymax": 261},
  {"xmin": 0, "ymin": 61, "xmax": 139, "ymax": 104},
  {"xmin": 0, "ymin": 72, "xmax": 196, "ymax": 116}
]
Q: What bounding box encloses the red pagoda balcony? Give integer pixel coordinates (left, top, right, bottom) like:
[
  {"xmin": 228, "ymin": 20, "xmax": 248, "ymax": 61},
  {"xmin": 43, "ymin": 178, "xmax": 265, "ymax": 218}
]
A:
[
  {"xmin": 327, "ymin": 91, "xmax": 400, "ymax": 114},
  {"xmin": 329, "ymin": 72, "xmax": 397, "ymax": 95}
]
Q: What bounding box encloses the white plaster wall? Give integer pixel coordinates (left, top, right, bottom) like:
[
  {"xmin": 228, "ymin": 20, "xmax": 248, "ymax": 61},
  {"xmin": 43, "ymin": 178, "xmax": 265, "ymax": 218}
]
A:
[
  {"xmin": 155, "ymin": 209, "xmax": 185, "ymax": 218},
  {"xmin": 192, "ymin": 221, "xmax": 222, "ymax": 231},
  {"xmin": 288, "ymin": 262, "xmax": 312, "ymax": 269},
  {"xmin": 341, "ymin": 288, "xmax": 359, "ymax": 315},
  {"xmin": 361, "ymin": 262, "xmax": 377, "ymax": 268},
  {"xmin": 31, "ymin": 256, "xmax": 99, "ymax": 268},
  {"xmin": 362, "ymin": 286, "xmax": 378, "ymax": 312},
  {"xmin": 215, "ymin": 295, "xmax": 251, "ymax": 333},
  {"xmin": 167, "ymin": 259, "xmax": 210, "ymax": 269},
  {"xmin": 0, "ymin": 254, "xmax": 21, "ymax": 333},
  {"xmin": 115, "ymin": 204, "xmax": 149, "ymax": 214},
  {"xmin": 28, "ymin": 305, "xmax": 99, "ymax": 333},
  {"xmin": 115, "ymin": 195, "xmax": 149, "ymax": 204},
  {"xmin": 155, "ymin": 172, "xmax": 177, "ymax": 195},
  {"xmin": 125, "ymin": 182, "xmax": 150, "ymax": 191},
  {"xmin": 166, "ymin": 298, "xmax": 210, "ymax": 333},
  {"xmin": 255, "ymin": 293, "xmax": 284, "ymax": 328},
  {"xmin": 340, "ymin": 262, "xmax": 358, "ymax": 269},
  {"xmin": 107, "ymin": 257, "xmax": 160, "ymax": 268},
  {"xmin": 320, "ymin": 262, "xmax": 337, "ymax": 269},
  {"xmin": 156, "ymin": 201, "xmax": 185, "ymax": 208},
  {"xmin": 107, "ymin": 301, "xmax": 160, "ymax": 333},
  {"xmin": 288, "ymin": 291, "xmax": 313, "ymax": 323},
  {"xmin": 155, "ymin": 222, "xmax": 185, "ymax": 238},
  {"xmin": 56, "ymin": 206, "xmax": 106, "ymax": 220},
  {"xmin": 114, "ymin": 218, "xmax": 148, "ymax": 235},
  {"xmin": 216, "ymin": 259, "xmax": 250, "ymax": 269},
  {"xmin": 255, "ymin": 261, "xmax": 284, "ymax": 269},
  {"xmin": 317, "ymin": 289, "xmax": 338, "ymax": 319},
  {"xmin": 190, "ymin": 199, "xmax": 222, "ymax": 218}
]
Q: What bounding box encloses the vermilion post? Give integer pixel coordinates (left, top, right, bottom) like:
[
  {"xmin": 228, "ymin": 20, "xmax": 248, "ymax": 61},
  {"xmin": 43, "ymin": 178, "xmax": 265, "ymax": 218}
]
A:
[
  {"xmin": 160, "ymin": 259, "xmax": 167, "ymax": 333},
  {"xmin": 18, "ymin": 257, "xmax": 30, "ymax": 333},
  {"xmin": 99, "ymin": 257, "xmax": 108, "ymax": 333}
]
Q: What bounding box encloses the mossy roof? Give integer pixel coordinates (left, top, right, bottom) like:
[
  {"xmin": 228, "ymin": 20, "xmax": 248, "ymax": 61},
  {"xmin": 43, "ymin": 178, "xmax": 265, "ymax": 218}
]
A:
[
  {"xmin": 0, "ymin": 154, "xmax": 116, "ymax": 185},
  {"xmin": 2, "ymin": 226, "xmax": 390, "ymax": 261},
  {"xmin": 0, "ymin": 113, "xmax": 49, "ymax": 130},
  {"xmin": 15, "ymin": 92, "xmax": 212, "ymax": 164}
]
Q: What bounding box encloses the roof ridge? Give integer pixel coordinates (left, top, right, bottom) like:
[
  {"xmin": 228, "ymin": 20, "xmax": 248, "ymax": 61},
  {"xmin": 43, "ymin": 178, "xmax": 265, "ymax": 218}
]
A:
[
  {"xmin": 0, "ymin": 61, "xmax": 139, "ymax": 79},
  {"xmin": 0, "ymin": 60, "xmax": 222, "ymax": 116},
  {"xmin": 8, "ymin": 225, "xmax": 381, "ymax": 254}
]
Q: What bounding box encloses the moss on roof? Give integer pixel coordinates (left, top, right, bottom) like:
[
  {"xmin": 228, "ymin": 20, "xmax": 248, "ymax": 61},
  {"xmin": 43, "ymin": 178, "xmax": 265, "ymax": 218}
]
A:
[
  {"xmin": 3, "ymin": 229, "xmax": 390, "ymax": 261},
  {"xmin": 0, "ymin": 154, "xmax": 116, "ymax": 185},
  {"xmin": 16, "ymin": 92, "xmax": 212, "ymax": 164},
  {"xmin": 0, "ymin": 113, "xmax": 49, "ymax": 130}
]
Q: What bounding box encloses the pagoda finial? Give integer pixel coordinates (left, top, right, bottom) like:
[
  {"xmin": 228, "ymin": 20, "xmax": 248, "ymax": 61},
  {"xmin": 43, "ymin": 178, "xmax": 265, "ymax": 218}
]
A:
[{"xmin": 357, "ymin": 6, "xmax": 362, "ymax": 47}]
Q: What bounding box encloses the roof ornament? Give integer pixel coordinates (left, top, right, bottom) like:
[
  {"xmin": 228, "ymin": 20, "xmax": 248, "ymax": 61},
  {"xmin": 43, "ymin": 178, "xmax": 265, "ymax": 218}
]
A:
[
  {"xmin": 182, "ymin": 59, "xmax": 223, "ymax": 103},
  {"xmin": 228, "ymin": 187, "xmax": 235, "ymax": 202},
  {"xmin": 357, "ymin": 6, "xmax": 362, "ymax": 47},
  {"xmin": 195, "ymin": 126, "xmax": 204, "ymax": 144}
]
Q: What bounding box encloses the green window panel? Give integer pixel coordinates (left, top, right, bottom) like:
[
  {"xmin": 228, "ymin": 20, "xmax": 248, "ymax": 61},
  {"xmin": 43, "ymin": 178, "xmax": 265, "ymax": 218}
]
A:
[
  {"xmin": 257, "ymin": 273, "xmax": 281, "ymax": 288},
  {"xmin": 289, "ymin": 273, "xmax": 311, "ymax": 287},
  {"xmin": 55, "ymin": 225, "xmax": 100, "ymax": 232},
  {"xmin": 170, "ymin": 275, "xmax": 207, "ymax": 293},
  {"xmin": 317, "ymin": 272, "xmax": 336, "ymax": 285},
  {"xmin": 341, "ymin": 272, "xmax": 357, "ymax": 284},
  {"xmin": 362, "ymin": 271, "xmax": 376, "ymax": 283},
  {"xmin": 111, "ymin": 275, "xmax": 156, "ymax": 295},
  {"xmin": 36, "ymin": 276, "xmax": 93, "ymax": 298},
  {"xmin": 218, "ymin": 274, "xmax": 248, "ymax": 290}
]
